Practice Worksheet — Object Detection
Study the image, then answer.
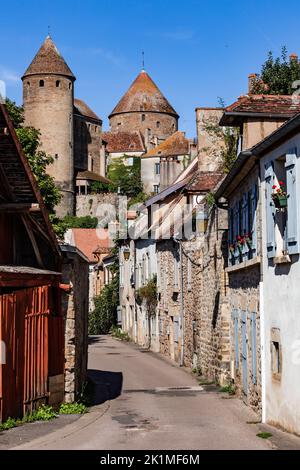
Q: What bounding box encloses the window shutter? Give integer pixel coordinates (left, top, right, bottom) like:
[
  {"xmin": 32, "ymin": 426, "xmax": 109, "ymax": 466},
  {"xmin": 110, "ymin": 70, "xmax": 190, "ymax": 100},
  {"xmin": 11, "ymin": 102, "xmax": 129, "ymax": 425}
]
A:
[
  {"xmin": 251, "ymin": 312, "xmax": 257, "ymax": 385},
  {"xmin": 251, "ymin": 184, "xmax": 258, "ymax": 256},
  {"xmin": 285, "ymin": 149, "xmax": 299, "ymax": 255},
  {"xmin": 265, "ymin": 162, "xmax": 276, "ymax": 258}
]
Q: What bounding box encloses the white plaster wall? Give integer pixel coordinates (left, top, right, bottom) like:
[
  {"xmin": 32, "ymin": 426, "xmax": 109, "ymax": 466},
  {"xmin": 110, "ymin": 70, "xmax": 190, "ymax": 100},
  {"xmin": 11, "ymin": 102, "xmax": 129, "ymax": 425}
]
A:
[
  {"xmin": 141, "ymin": 157, "xmax": 160, "ymax": 194},
  {"xmin": 260, "ymin": 133, "xmax": 300, "ymax": 434}
]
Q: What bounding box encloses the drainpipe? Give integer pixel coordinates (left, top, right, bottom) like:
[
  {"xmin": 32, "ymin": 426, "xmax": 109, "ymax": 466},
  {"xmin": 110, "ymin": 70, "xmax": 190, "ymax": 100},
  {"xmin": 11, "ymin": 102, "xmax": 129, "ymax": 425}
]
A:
[{"xmin": 174, "ymin": 236, "xmax": 185, "ymax": 367}]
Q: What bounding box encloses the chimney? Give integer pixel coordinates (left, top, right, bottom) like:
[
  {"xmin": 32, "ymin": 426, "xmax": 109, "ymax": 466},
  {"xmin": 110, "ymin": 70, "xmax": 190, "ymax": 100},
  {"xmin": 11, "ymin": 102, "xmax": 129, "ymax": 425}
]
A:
[
  {"xmin": 248, "ymin": 73, "xmax": 258, "ymax": 93},
  {"xmin": 290, "ymin": 53, "xmax": 298, "ymax": 62}
]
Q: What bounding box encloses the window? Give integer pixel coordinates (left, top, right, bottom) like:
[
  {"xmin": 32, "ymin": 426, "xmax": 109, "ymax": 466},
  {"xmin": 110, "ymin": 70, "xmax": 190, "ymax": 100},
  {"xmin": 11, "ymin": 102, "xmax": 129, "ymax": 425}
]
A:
[
  {"xmin": 153, "ymin": 185, "xmax": 159, "ymax": 194},
  {"xmin": 265, "ymin": 149, "xmax": 299, "ymax": 259},
  {"xmin": 155, "ymin": 162, "xmax": 160, "ymax": 175},
  {"xmin": 271, "ymin": 328, "xmax": 281, "ymax": 380},
  {"xmin": 39, "ymin": 80, "xmax": 44, "ymax": 87},
  {"xmin": 27, "ymin": 81, "xmax": 30, "ymax": 88},
  {"xmin": 142, "ymin": 114, "xmax": 145, "ymax": 122},
  {"xmin": 117, "ymin": 122, "xmax": 121, "ymax": 127},
  {"xmin": 56, "ymin": 80, "xmax": 60, "ymax": 88},
  {"xmin": 228, "ymin": 183, "xmax": 258, "ymax": 266},
  {"xmin": 156, "ymin": 121, "xmax": 160, "ymax": 129},
  {"xmin": 69, "ymin": 82, "xmax": 72, "ymax": 90}
]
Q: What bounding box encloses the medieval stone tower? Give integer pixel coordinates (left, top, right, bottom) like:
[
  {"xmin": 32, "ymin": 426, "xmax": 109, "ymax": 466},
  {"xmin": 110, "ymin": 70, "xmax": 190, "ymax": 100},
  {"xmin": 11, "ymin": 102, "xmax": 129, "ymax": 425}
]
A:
[
  {"xmin": 22, "ymin": 36, "xmax": 76, "ymax": 217},
  {"xmin": 109, "ymin": 70, "xmax": 179, "ymax": 149}
]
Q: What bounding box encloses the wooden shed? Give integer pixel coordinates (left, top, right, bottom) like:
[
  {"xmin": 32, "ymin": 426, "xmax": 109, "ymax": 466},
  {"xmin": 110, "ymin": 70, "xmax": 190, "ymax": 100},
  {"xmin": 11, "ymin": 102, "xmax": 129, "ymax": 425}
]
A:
[{"xmin": 0, "ymin": 103, "xmax": 64, "ymax": 421}]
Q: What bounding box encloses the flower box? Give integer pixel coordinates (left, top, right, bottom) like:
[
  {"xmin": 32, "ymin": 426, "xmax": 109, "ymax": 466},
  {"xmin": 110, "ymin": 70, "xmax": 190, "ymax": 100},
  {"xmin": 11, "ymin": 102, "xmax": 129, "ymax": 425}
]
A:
[{"xmin": 273, "ymin": 195, "xmax": 288, "ymax": 209}]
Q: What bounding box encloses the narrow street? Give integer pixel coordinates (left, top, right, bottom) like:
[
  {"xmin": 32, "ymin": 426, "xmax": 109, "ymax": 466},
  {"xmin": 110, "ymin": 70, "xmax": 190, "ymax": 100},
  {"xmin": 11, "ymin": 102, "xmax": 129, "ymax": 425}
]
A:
[{"xmin": 7, "ymin": 335, "xmax": 297, "ymax": 451}]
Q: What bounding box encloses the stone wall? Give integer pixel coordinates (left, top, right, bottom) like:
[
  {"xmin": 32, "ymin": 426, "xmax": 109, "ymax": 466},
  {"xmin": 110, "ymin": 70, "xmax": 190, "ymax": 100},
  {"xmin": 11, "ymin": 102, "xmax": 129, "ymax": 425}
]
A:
[
  {"xmin": 61, "ymin": 246, "xmax": 89, "ymax": 402},
  {"xmin": 76, "ymin": 193, "xmax": 119, "ymax": 218},
  {"xmin": 196, "ymin": 108, "xmax": 225, "ymax": 172},
  {"xmin": 182, "ymin": 207, "xmax": 231, "ymax": 385},
  {"xmin": 74, "ymin": 114, "xmax": 104, "ymax": 176},
  {"xmin": 109, "ymin": 112, "xmax": 178, "ymax": 150}
]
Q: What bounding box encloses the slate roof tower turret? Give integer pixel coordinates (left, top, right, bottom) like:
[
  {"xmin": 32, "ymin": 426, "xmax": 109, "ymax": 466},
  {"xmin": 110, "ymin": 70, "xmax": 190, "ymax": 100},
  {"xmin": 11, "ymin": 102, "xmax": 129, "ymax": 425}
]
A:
[
  {"xmin": 22, "ymin": 36, "xmax": 76, "ymax": 217},
  {"xmin": 109, "ymin": 70, "xmax": 179, "ymax": 149}
]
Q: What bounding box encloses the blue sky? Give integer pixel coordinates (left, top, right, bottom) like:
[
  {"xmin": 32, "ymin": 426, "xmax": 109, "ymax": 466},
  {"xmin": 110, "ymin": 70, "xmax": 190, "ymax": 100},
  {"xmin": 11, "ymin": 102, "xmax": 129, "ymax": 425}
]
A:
[{"xmin": 1, "ymin": 0, "xmax": 300, "ymax": 136}]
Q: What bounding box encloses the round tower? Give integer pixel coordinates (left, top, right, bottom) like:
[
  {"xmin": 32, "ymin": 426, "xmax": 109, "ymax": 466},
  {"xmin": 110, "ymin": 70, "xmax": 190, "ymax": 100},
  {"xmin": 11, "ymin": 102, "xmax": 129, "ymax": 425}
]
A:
[
  {"xmin": 109, "ymin": 70, "xmax": 179, "ymax": 147},
  {"xmin": 22, "ymin": 36, "xmax": 76, "ymax": 217}
]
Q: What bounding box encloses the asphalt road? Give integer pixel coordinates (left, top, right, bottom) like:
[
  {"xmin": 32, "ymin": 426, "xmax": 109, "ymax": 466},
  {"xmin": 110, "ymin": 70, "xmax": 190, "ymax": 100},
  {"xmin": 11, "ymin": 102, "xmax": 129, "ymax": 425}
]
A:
[{"xmin": 8, "ymin": 335, "xmax": 285, "ymax": 450}]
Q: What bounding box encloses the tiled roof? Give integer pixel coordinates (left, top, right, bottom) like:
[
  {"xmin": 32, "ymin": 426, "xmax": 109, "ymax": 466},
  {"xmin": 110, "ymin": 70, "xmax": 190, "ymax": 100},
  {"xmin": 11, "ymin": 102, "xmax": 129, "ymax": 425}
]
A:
[
  {"xmin": 23, "ymin": 36, "xmax": 75, "ymax": 79},
  {"xmin": 142, "ymin": 131, "xmax": 189, "ymax": 158},
  {"xmin": 76, "ymin": 171, "xmax": 110, "ymax": 184},
  {"xmin": 74, "ymin": 99, "xmax": 101, "ymax": 122},
  {"xmin": 220, "ymin": 94, "xmax": 300, "ymax": 125},
  {"xmin": 102, "ymin": 131, "xmax": 145, "ymax": 153},
  {"xmin": 71, "ymin": 228, "xmax": 110, "ymax": 262},
  {"xmin": 109, "ymin": 70, "xmax": 178, "ymax": 117},
  {"xmin": 186, "ymin": 171, "xmax": 224, "ymax": 192}
]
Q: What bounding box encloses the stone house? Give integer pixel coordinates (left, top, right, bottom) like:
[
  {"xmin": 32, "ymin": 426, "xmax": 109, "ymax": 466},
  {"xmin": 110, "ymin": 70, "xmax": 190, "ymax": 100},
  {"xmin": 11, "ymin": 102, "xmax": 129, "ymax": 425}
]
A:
[
  {"xmin": 215, "ymin": 154, "xmax": 262, "ymax": 416},
  {"xmin": 64, "ymin": 228, "xmax": 111, "ymax": 313},
  {"xmin": 141, "ymin": 131, "xmax": 197, "ymax": 194}
]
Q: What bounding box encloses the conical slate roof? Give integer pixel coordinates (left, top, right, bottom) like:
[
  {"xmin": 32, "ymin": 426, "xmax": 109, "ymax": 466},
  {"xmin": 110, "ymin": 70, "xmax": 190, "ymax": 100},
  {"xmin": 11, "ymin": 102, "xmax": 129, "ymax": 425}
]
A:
[
  {"xmin": 23, "ymin": 36, "xmax": 75, "ymax": 79},
  {"xmin": 109, "ymin": 70, "xmax": 178, "ymax": 118}
]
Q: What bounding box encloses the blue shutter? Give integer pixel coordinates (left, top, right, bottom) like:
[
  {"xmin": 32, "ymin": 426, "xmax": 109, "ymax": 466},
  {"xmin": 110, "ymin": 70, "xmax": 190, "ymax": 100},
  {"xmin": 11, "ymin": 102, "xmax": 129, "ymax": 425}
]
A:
[
  {"xmin": 229, "ymin": 208, "xmax": 234, "ymax": 265},
  {"xmin": 234, "ymin": 203, "xmax": 240, "ymax": 262},
  {"xmin": 285, "ymin": 149, "xmax": 299, "ymax": 255},
  {"xmin": 250, "ymin": 312, "xmax": 257, "ymax": 385},
  {"xmin": 251, "ymin": 184, "xmax": 258, "ymax": 256},
  {"xmin": 265, "ymin": 162, "xmax": 276, "ymax": 258}
]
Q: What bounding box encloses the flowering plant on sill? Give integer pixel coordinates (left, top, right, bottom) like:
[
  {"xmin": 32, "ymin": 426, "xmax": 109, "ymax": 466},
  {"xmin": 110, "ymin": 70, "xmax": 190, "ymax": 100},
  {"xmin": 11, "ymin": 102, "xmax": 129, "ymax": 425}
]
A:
[{"xmin": 272, "ymin": 181, "xmax": 288, "ymax": 208}]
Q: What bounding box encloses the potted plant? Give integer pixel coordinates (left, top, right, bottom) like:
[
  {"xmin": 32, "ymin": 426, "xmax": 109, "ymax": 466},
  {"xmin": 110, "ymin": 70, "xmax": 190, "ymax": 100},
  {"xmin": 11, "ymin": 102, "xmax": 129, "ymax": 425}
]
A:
[
  {"xmin": 237, "ymin": 235, "xmax": 246, "ymax": 254},
  {"xmin": 272, "ymin": 181, "xmax": 288, "ymax": 208}
]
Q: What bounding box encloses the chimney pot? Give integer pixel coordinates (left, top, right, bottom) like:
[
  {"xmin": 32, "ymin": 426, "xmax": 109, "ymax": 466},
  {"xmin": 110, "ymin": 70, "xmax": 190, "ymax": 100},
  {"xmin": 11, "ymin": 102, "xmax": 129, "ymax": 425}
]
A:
[{"xmin": 290, "ymin": 53, "xmax": 298, "ymax": 61}]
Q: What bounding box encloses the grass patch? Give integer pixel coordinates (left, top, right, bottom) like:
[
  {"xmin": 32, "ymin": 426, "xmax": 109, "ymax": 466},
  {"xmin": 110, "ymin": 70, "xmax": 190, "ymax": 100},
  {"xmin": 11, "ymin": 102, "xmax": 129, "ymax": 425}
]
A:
[
  {"xmin": 0, "ymin": 405, "xmax": 58, "ymax": 432},
  {"xmin": 257, "ymin": 432, "xmax": 273, "ymax": 439},
  {"xmin": 110, "ymin": 326, "xmax": 131, "ymax": 342},
  {"xmin": 198, "ymin": 378, "xmax": 215, "ymax": 386},
  {"xmin": 219, "ymin": 384, "xmax": 236, "ymax": 395},
  {"xmin": 59, "ymin": 402, "xmax": 87, "ymax": 415}
]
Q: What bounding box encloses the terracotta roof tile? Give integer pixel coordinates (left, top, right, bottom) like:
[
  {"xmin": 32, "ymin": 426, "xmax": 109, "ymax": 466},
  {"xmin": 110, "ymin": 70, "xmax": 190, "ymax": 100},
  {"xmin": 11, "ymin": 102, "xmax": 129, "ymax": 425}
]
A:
[
  {"xmin": 71, "ymin": 228, "xmax": 110, "ymax": 262},
  {"xmin": 23, "ymin": 36, "xmax": 75, "ymax": 79},
  {"xmin": 186, "ymin": 171, "xmax": 224, "ymax": 192},
  {"xmin": 109, "ymin": 70, "xmax": 178, "ymax": 117},
  {"xmin": 102, "ymin": 131, "xmax": 145, "ymax": 153},
  {"xmin": 224, "ymin": 94, "xmax": 300, "ymax": 116},
  {"xmin": 74, "ymin": 99, "xmax": 101, "ymax": 122},
  {"xmin": 142, "ymin": 131, "xmax": 189, "ymax": 158}
]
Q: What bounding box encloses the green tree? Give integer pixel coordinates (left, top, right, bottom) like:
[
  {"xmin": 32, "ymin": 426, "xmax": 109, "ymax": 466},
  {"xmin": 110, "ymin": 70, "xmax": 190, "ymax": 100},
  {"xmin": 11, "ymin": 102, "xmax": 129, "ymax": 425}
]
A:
[
  {"xmin": 5, "ymin": 99, "xmax": 61, "ymax": 213},
  {"xmin": 88, "ymin": 243, "xmax": 120, "ymax": 335},
  {"xmin": 108, "ymin": 156, "xmax": 144, "ymax": 197},
  {"xmin": 251, "ymin": 47, "xmax": 300, "ymax": 95}
]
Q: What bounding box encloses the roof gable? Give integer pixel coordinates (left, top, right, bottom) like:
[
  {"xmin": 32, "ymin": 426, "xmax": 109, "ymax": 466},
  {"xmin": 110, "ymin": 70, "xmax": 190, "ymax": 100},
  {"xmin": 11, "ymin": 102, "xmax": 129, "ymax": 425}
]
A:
[{"xmin": 142, "ymin": 131, "xmax": 189, "ymax": 158}]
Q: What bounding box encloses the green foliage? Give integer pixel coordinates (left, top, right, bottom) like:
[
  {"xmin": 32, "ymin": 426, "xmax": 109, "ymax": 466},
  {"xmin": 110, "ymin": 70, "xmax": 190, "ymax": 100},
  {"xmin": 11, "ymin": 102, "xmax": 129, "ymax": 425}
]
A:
[
  {"xmin": 251, "ymin": 47, "xmax": 300, "ymax": 95},
  {"xmin": 59, "ymin": 402, "xmax": 87, "ymax": 415},
  {"xmin": 202, "ymin": 115, "xmax": 239, "ymax": 173},
  {"xmin": 256, "ymin": 432, "xmax": 273, "ymax": 439},
  {"xmin": 0, "ymin": 405, "xmax": 58, "ymax": 432},
  {"xmin": 110, "ymin": 325, "xmax": 131, "ymax": 342},
  {"xmin": 206, "ymin": 192, "xmax": 216, "ymax": 208},
  {"xmin": 89, "ymin": 282, "xmax": 118, "ymax": 335},
  {"xmin": 5, "ymin": 99, "xmax": 61, "ymax": 213},
  {"xmin": 50, "ymin": 215, "xmax": 98, "ymax": 240},
  {"xmin": 136, "ymin": 275, "xmax": 158, "ymax": 317},
  {"xmin": 128, "ymin": 191, "xmax": 148, "ymax": 209},
  {"xmin": 219, "ymin": 384, "xmax": 236, "ymax": 395},
  {"xmin": 108, "ymin": 156, "xmax": 143, "ymax": 197},
  {"xmin": 91, "ymin": 181, "xmax": 110, "ymax": 194}
]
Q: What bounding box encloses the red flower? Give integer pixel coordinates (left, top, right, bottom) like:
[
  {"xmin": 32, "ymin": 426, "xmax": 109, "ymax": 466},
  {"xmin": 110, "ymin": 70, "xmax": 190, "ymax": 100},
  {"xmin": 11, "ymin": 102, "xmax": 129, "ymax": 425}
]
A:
[
  {"xmin": 279, "ymin": 181, "xmax": 284, "ymax": 186},
  {"xmin": 272, "ymin": 185, "xmax": 277, "ymax": 189}
]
